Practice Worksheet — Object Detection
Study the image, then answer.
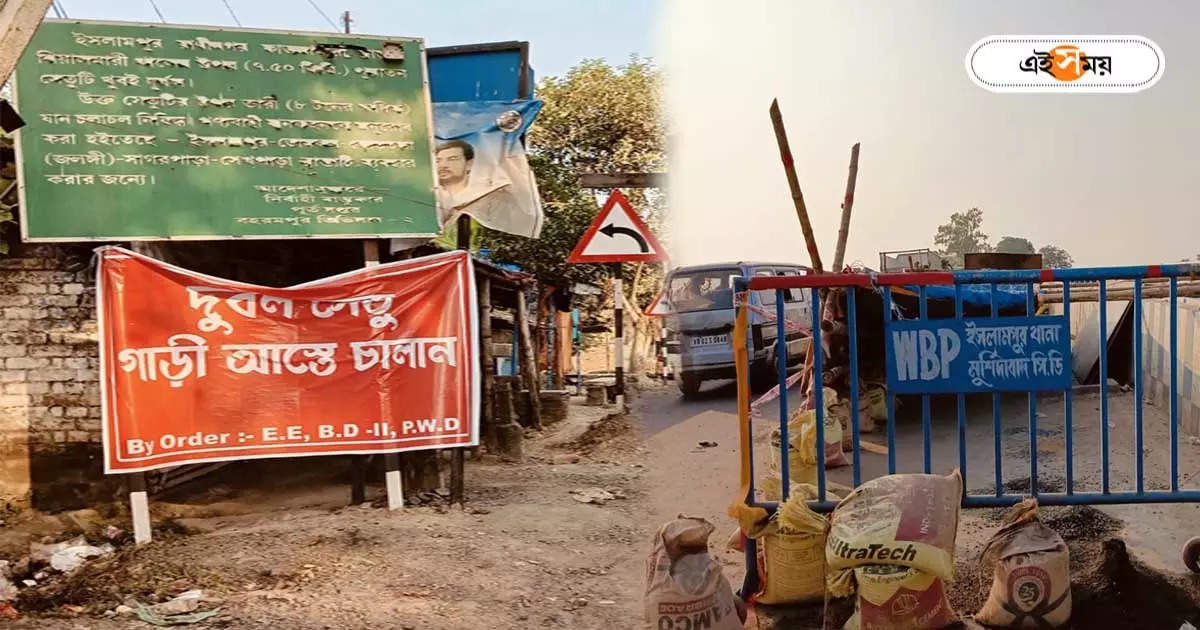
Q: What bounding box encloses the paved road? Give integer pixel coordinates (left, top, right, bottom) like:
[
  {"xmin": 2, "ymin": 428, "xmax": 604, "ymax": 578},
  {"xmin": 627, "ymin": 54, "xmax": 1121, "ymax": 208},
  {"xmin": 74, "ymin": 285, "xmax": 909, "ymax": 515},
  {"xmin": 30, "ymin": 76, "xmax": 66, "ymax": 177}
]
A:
[{"xmin": 634, "ymin": 378, "xmax": 1200, "ymax": 575}]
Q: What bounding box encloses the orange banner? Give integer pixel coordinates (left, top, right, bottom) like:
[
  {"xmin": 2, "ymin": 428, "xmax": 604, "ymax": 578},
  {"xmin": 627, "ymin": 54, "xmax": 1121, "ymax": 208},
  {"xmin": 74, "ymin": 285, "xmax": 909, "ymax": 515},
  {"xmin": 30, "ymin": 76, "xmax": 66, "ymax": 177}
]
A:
[{"xmin": 97, "ymin": 247, "xmax": 478, "ymax": 473}]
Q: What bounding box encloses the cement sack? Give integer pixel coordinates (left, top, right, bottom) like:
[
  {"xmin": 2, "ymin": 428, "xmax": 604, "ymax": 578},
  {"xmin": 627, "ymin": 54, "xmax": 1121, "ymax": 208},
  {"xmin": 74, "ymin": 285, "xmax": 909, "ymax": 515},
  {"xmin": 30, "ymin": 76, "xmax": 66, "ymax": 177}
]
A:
[
  {"xmin": 830, "ymin": 387, "xmax": 886, "ymax": 436},
  {"xmin": 975, "ymin": 499, "xmax": 1071, "ymax": 628},
  {"xmin": 827, "ymin": 472, "xmax": 963, "ymax": 582},
  {"xmin": 745, "ymin": 485, "xmax": 848, "ymax": 604},
  {"xmin": 843, "ymin": 564, "xmax": 957, "ymax": 630},
  {"xmin": 819, "ymin": 387, "xmax": 849, "ymax": 467},
  {"xmin": 768, "ymin": 420, "xmax": 818, "ymax": 487},
  {"xmin": 644, "ymin": 516, "xmax": 745, "ymax": 630},
  {"xmin": 769, "ymin": 407, "xmax": 846, "ymax": 479}
]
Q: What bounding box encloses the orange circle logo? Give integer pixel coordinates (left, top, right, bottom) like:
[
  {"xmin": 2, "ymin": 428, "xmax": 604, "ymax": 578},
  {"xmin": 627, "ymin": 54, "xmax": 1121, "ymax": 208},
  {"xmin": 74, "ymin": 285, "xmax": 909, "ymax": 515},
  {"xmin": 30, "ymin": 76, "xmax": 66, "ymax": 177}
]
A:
[{"xmin": 1049, "ymin": 45, "xmax": 1087, "ymax": 81}]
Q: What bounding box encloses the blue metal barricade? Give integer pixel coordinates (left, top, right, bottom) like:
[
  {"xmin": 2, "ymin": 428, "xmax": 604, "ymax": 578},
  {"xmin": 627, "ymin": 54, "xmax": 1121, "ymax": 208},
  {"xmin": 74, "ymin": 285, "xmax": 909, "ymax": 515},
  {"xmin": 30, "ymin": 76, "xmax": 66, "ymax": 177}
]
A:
[{"xmin": 733, "ymin": 264, "xmax": 1200, "ymax": 596}]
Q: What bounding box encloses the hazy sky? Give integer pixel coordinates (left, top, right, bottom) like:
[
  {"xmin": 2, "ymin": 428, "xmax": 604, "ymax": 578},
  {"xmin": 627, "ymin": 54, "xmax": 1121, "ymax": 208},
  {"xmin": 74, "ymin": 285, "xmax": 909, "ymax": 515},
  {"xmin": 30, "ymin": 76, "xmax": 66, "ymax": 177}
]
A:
[
  {"xmin": 663, "ymin": 0, "xmax": 1199, "ymax": 269},
  {"xmin": 45, "ymin": 0, "xmax": 656, "ymax": 78}
]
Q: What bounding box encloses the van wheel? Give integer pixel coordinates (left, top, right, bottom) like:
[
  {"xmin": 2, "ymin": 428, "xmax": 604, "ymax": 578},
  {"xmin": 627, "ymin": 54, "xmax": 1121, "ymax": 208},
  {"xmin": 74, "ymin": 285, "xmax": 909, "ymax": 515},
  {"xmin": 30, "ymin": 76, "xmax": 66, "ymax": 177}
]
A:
[
  {"xmin": 751, "ymin": 360, "xmax": 778, "ymax": 392},
  {"xmin": 679, "ymin": 375, "xmax": 701, "ymax": 399}
]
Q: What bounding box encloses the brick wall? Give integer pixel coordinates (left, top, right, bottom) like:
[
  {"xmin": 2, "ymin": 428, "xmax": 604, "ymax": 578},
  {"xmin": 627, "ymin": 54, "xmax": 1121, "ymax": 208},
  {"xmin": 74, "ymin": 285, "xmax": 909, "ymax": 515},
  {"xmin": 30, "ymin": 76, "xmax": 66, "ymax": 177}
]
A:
[{"xmin": 0, "ymin": 243, "xmax": 111, "ymax": 511}]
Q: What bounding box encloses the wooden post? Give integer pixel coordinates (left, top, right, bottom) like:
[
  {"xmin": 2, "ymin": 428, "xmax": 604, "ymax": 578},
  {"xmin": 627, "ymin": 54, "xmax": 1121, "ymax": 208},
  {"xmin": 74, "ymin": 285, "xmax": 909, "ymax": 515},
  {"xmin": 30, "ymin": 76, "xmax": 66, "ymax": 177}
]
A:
[
  {"xmin": 477, "ymin": 274, "xmax": 493, "ymax": 459},
  {"xmin": 612, "ymin": 264, "xmax": 625, "ymax": 410},
  {"xmin": 0, "ymin": 0, "xmax": 55, "ymax": 87},
  {"xmin": 129, "ymin": 472, "xmax": 151, "ymax": 545},
  {"xmin": 832, "ymin": 143, "xmax": 861, "ymax": 273},
  {"xmin": 357, "ymin": 240, "xmax": 403, "ymax": 510},
  {"xmin": 450, "ymin": 214, "xmax": 472, "ymax": 503},
  {"xmin": 769, "ymin": 98, "xmax": 823, "ymax": 274},
  {"xmin": 126, "ymin": 242, "xmax": 154, "ymax": 543},
  {"xmin": 515, "ymin": 285, "xmax": 542, "ymax": 427}
]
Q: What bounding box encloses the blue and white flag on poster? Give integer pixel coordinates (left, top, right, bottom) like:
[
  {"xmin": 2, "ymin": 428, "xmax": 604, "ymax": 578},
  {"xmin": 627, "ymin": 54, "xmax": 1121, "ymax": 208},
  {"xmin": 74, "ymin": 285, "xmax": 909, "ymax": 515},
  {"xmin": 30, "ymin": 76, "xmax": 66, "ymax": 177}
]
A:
[{"xmin": 391, "ymin": 99, "xmax": 544, "ymax": 253}]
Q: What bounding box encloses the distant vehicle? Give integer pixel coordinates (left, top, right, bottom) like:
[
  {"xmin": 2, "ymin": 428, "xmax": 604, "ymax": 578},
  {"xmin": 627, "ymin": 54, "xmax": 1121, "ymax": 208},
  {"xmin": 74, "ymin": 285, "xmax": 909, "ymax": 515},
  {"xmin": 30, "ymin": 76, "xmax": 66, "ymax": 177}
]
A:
[{"xmin": 662, "ymin": 262, "xmax": 812, "ymax": 398}]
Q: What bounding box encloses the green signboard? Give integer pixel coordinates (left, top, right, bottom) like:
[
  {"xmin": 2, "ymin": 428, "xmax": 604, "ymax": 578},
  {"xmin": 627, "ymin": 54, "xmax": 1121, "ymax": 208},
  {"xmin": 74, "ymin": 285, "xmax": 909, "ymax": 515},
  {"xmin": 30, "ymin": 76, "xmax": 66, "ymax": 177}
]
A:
[{"xmin": 14, "ymin": 19, "xmax": 438, "ymax": 241}]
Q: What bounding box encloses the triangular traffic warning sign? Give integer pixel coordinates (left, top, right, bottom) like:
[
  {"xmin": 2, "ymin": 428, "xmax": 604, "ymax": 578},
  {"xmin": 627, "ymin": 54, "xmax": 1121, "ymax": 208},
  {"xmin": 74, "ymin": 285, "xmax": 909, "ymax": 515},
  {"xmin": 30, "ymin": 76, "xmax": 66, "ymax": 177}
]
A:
[
  {"xmin": 643, "ymin": 289, "xmax": 671, "ymax": 317},
  {"xmin": 567, "ymin": 189, "xmax": 667, "ymax": 264}
]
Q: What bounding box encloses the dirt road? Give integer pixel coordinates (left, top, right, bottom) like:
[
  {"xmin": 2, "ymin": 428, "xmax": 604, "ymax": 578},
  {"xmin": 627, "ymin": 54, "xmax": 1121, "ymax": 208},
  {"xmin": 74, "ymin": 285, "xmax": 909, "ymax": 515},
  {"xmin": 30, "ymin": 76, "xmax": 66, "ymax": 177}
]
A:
[
  {"xmin": 10, "ymin": 403, "xmax": 653, "ymax": 629},
  {"xmin": 4, "ymin": 381, "xmax": 1199, "ymax": 628}
]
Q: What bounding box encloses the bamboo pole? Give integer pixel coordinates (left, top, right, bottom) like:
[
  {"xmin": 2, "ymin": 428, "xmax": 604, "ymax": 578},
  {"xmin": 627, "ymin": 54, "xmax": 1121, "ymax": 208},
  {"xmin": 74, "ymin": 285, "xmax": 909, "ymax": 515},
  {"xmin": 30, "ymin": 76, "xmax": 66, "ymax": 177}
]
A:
[
  {"xmin": 769, "ymin": 98, "xmax": 823, "ymax": 274},
  {"xmin": 1041, "ymin": 284, "xmax": 1200, "ymax": 303},
  {"xmin": 831, "ymin": 143, "xmax": 860, "ymax": 274}
]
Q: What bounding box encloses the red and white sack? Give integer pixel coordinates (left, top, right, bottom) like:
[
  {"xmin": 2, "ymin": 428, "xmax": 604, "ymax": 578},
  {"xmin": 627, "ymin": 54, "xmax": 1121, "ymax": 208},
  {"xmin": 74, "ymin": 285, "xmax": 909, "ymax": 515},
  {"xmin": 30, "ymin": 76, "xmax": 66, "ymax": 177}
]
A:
[
  {"xmin": 843, "ymin": 564, "xmax": 957, "ymax": 630},
  {"xmin": 827, "ymin": 471, "xmax": 964, "ymax": 582},
  {"xmin": 644, "ymin": 516, "xmax": 745, "ymax": 630},
  {"xmin": 975, "ymin": 499, "xmax": 1071, "ymax": 628}
]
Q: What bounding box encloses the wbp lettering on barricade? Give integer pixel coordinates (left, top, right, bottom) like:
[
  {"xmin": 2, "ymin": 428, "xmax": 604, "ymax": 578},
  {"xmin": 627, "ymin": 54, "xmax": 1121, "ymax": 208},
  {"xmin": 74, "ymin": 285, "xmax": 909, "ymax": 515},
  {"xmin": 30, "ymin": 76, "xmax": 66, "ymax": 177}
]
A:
[{"xmin": 886, "ymin": 316, "xmax": 1071, "ymax": 395}]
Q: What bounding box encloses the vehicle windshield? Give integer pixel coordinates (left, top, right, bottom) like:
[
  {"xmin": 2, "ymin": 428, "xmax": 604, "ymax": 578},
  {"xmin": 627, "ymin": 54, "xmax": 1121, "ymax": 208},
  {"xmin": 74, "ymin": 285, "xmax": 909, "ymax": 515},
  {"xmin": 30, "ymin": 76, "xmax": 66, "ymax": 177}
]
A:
[{"xmin": 667, "ymin": 269, "xmax": 737, "ymax": 312}]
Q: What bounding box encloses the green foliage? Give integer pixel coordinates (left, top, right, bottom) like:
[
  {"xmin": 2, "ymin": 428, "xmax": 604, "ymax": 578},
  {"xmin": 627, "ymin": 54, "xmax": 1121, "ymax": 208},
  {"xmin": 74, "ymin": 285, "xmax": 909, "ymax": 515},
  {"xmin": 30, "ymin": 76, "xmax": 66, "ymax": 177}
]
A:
[
  {"xmin": 481, "ymin": 56, "xmax": 666, "ymax": 308},
  {"xmin": 933, "ymin": 208, "xmax": 989, "ymax": 268},
  {"xmin": 995, "ymin": 236, "xmax": 1035, "ymax": 254},
  {"xmin": 932, "ymin": 208, "xmax": 1074, "ymax": 269},
  {"xmin": 1038, "ymin": 244, "xmax": 1073, "ymax": 268}
]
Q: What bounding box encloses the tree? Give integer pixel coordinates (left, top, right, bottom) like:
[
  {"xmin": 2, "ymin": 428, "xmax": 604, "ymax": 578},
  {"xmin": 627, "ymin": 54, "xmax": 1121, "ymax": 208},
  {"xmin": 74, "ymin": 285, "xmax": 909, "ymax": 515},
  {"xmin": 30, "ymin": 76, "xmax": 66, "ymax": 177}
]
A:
[
  {"xmin": 481, "ymin": 57, "xmax": 665, "ymax": 291},
  {"xmin": 933, "ymin": 208, "xmax": 989, "ymax": 268},
  {"xmin": 480, "ymin": 57, "xmax": 666, "ymax": 372},
  {"xmin": 1039, "ymin": 244, "xmax": 1074, "ymax": 268},
  {"xmin": 995, "ymin": 236, "xmax": 1036, "ymax": 254}
]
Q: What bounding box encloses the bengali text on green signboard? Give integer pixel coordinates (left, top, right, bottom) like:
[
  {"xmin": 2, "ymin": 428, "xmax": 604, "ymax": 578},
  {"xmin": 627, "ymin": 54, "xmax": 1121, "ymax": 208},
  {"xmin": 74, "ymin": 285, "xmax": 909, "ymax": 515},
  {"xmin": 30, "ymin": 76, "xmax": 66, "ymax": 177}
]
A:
[{"xmin": 15, "ymin": 19, "xmax": 438, "ymax": 240}]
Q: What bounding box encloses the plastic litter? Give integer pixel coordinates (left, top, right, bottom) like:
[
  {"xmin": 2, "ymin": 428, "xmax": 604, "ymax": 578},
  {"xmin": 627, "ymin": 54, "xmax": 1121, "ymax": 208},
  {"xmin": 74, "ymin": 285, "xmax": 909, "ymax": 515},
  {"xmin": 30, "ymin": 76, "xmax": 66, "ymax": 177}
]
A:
[{"xmin": 49, "ymin": 542, "xmax": 113, "ymax": 573}]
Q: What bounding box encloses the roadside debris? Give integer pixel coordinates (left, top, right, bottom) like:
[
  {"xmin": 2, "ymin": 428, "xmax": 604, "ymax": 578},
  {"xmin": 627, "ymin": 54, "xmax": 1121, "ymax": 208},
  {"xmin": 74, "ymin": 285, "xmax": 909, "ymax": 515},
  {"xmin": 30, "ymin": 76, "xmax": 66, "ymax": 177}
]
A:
[
  {"xmin": 136, "ymin": 604, "xmax": 221, "ymax": 626},
  {"xmin": 49, "ymin": 542, "xmax": 114, "ymax": 573},
  {"xmin": 697, "ymin": 441, "xmax": 718, "ymax": 449},
  {"xmin": 104, "ymin": 525, "xmax": 128, "ymax": 543},
  {"xmin": 569, "ymin": 488, "xmax": 619, "ymax": 504},
  {"xmin": 0, "ymin": 602, "xmax": 17, "ymax": 620},
  {"xmin": 133, "ymin": 590, "xmax": 221, "ymax": 626}
]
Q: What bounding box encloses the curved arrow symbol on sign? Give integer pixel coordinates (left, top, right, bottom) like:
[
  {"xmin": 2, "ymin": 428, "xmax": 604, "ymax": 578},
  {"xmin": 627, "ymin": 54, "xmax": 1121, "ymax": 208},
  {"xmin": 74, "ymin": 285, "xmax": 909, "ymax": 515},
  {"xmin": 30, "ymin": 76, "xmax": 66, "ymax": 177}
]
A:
[{"xmin": 598, "ymin": 224, "xmax": 649, "ymax": 253}]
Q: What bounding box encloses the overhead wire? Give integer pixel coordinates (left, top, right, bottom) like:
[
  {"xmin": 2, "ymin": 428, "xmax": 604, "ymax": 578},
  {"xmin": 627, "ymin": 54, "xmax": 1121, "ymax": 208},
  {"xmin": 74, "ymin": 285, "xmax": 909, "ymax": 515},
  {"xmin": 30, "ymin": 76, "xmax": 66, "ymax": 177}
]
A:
[
  {"xmin": 51, "ymin": 1, "xmax": 67, "ymax": 18},
  {"xmin": 147, "ymin": 0, "xmax": 167, "ymax": 23},
  {"xmin": 220, "ymin": 0, "xmax": 243, "ymax": 26},
  {"xmin": 304, "ymin": 0, "xmax": 340, "ymax": 31}
]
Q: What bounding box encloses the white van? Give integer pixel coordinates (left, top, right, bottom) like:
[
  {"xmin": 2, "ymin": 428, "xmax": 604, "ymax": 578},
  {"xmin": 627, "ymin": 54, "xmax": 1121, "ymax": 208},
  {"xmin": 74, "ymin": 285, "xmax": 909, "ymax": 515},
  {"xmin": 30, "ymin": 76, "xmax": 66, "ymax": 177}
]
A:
[{"xmin": 663, "ymin": 262, "xmax": 812, "ymax": 397}]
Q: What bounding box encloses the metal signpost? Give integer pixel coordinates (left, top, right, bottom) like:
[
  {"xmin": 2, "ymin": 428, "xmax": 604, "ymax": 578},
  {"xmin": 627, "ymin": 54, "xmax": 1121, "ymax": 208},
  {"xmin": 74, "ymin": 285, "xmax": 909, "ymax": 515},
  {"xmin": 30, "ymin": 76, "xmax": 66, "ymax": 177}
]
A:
[
  {"xmin": 567, "ymin": 189, "xmax": 665, "ymax": 408},
  {"xmin": 14, "ymin": 19, "xmax": 438, "ymax": 240}
]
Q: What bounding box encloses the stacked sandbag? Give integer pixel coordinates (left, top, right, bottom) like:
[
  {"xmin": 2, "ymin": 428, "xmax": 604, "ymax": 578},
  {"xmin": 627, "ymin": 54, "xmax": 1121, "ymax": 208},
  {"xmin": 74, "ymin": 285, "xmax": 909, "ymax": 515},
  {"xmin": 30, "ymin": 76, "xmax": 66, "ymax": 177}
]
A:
[
  {"xmin": 644, "ymin": 516, "xmax": 746, "ymax": 630},
  {"xmin": 827, "ymin": 472, "xmax": 964, "ymax": 630},
  {"xmin": 975, "ymin": 499, "xmax": 1071, "ymax": 628},
  {"xmin": 741, "ymin": 485, "xmax": 854, "ymax": 605},
  {"xmin": 766, "ymin": 388, "xmax": 848, "ymax": 493},
  {"xmin": 828, "ymin": 385, "xmax": 889, "ymax": 441}
]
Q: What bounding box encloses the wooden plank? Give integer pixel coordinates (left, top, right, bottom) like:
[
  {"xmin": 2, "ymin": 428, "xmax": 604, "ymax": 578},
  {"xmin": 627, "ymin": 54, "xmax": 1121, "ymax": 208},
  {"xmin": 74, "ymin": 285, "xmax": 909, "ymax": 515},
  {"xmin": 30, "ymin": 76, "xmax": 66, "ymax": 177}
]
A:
[
  {"xmin": 0, "ymin": 0, "xmax": 53, "ymax": 87},
  {"xmin": 516, "ymin": 288, "xmax": 542, "ymax": 428},
  {"xmin": 578, "ymin": 172, "xmax": 665, "ymax": 189},
  {"xmin": 859, "ymin": 440, "xmax": 889, "ymax": 456}
]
